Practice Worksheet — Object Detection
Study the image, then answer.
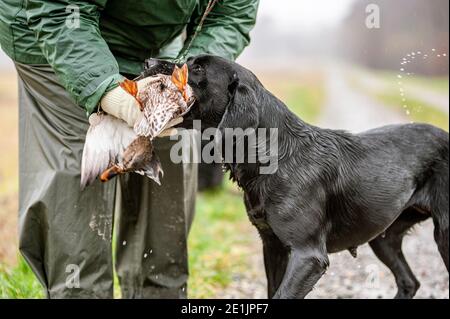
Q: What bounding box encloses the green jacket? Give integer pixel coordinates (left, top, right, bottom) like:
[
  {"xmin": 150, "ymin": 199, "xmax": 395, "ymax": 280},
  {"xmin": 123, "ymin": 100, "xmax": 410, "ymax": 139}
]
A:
[{"xmin": 0, "ymin": 0, "xmax": 259, "ymax": 114}]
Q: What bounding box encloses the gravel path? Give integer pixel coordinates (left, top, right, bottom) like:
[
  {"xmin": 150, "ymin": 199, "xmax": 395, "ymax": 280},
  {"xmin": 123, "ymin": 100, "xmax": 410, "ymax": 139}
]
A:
[{"xmin": 216, "ymin": 64, "xmax": 449, "ymax": 299}]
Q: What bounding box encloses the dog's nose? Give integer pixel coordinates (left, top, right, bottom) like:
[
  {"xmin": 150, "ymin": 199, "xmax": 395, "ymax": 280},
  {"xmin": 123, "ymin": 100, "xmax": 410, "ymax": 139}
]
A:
[{"xmin": 142, "ymin": 58, "xmax": 178, "ymax": 77}]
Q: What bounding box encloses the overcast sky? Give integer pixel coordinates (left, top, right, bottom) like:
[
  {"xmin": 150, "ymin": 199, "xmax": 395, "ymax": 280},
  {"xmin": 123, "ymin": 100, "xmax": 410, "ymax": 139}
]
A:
[{"xmin": 257, "ymin": 0, "xmax": 356, "ymax": 32}]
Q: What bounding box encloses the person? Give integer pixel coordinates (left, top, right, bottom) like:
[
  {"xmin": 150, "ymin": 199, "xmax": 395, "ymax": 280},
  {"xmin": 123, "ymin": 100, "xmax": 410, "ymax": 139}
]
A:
[{"xmin": 0, "ymin": 0, "xmax": 259, "ymax": 299}]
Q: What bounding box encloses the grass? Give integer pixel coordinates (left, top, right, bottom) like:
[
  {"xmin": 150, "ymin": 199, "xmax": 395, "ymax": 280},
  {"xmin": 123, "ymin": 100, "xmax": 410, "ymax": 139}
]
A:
[
  {"xmin": 259, "ymin": 72, "xmax": 325, "ymax": 124},
  {"xmin": 375, "ymin": 71, "xmax": 449, "ymax": 94},
  {"xmin": 0, "ymin": 70, "xmax": 325, "ymax": 298},
  {"xmin": 0, "ymin": 258, "xmax": 44, "ymax": 298},
  {"xmin": 376, "ymin": 92, "xmax": 449, "ymax": 131},
  {"xmin": 349, "ymin": 68, "xmax": 449, "ymax": 131},
  {"xmin": 187, "ymin": 180, "xmax": 252, "ymax": 298}
]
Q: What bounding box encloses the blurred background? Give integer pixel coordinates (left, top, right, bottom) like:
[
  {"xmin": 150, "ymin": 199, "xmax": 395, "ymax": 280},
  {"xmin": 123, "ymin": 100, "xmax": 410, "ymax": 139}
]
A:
[{"xmin": 0, "ymin": 0, "xmax": 448, "ymax": 298}]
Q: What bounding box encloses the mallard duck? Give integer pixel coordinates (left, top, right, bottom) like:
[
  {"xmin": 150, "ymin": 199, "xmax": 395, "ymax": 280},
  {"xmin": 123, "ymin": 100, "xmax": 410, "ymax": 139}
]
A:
[{"xmin": 81, "ymin": 65, "xmax": 194, "ymax": 189}]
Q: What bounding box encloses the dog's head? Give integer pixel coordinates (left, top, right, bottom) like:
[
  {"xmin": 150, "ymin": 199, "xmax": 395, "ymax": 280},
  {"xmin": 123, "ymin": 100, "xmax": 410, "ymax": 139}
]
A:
[{"xmin": 185, "ymin": 55, "xmax": 260, "ymax": 131}]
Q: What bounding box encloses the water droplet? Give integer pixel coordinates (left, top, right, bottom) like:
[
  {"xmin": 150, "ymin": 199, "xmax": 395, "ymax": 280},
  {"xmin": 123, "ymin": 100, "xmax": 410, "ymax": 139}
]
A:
[
  {"xmin": 417, "ymin": 51, "xmax": 422, "ymax": 55},
  {"xmin": 437, "ymin": 54, "xmax": 441, "ymax": 57},
  {"xmin": 411, "ymin": 52, "xmax": 415, "ymax": 56},
  {"xmin": 400, "ymin": 68, "xmax": 404, "ymax": 72},
  {"xmin": 150, "ymin": 249, "xmax": 153, "ymax": 254},
  {"xmin": 432, "ymin": 48, "xmax": 436, "ymax": 51},
  {"xmin": 406, "ymin": 110, "xmax": 411, "ymax": 115},
  {"xmin": 122, "ymin": 240, "xmax": 127, "ymax": 246},
  {"xmin": 443, "ymin": 53, "xmax": 447, "ymax": 57},
  {"xmin": 397, "ymin": 75, "xmax": 402, "ymax": 79},
  {"xmin": 144, "ymin": 253, "xmax": 148, "ymax": 258}
]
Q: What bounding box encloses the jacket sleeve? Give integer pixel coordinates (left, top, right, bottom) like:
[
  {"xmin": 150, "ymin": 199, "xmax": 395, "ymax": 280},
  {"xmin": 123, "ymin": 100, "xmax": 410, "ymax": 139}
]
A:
[
  {"xmin": 180, "ymin": 0, "xmax": 259, "ymax": 61},
  {"xmin": 25, "ymin": 0, "xmax": 123, "ymax": 115}
]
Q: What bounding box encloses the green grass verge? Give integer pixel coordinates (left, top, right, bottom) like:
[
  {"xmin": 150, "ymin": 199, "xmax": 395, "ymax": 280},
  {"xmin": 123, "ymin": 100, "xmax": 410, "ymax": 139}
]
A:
[
  {"xmin": 284, "ymin": 84, "xmax": 323, "ymax": 123},
  {"xmin": 349, "ymin": 69, "xmax": 449, "ymax": 132},
  {"xmin": 188, "ymin": 180, "xmax": 250, "ymax": 298},
  {"xmin": 263, "ymin": 73, "xmax": 325, "ymax": 124},
  {"xmin": 375, "ymin": 71, "xmax": 449, "ymax": 94},
  {"xmin": 376, "ymin": 92, "xmax": 449, "ymax": 131},
  {"xmin": 0, "ymin": 258, "xmax": 44, "ymax": 298}
]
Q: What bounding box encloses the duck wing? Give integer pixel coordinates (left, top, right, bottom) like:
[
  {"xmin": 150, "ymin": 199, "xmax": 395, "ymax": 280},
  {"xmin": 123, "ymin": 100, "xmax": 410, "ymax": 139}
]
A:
[{"xmin": 81, "ymin": 113, "xmax": 137, "ymax": 189}]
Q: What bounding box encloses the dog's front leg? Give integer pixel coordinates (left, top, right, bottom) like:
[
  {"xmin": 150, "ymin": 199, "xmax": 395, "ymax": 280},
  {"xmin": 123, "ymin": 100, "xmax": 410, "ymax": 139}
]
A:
[
  {"xmin": 259, "ymin": 229, "xmax": 290, "ymax": 298},
  {"xmin": 273, "ymin": 247, "xmax": 329, "ymax": 299}
]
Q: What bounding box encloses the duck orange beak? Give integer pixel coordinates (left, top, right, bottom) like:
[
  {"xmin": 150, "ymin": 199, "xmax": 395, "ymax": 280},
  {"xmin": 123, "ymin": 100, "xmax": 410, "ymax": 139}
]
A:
[
  {"xmin": 100, "ymin": 165, "xmax": 123, "ymax": 182},
  {"xmin": 120, "ymin": 79, "xmax": 144, "ymax": 111},
  {"xmin": 171, "ymin": 64, "xmax": 189, "ymax": 102}
]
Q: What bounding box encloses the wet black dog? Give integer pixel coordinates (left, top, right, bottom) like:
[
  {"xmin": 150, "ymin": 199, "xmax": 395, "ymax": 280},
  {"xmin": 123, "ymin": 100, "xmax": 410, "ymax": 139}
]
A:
[{"xmin": 144, "ymin": 55, "xmax": 449, "ymax": 299}]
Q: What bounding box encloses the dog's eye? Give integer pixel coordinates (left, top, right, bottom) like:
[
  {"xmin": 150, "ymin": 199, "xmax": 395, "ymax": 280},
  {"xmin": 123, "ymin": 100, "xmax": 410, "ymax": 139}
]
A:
[{"xmin": 193, "ymin": 65, "xmax": 203, "ymax": 73}]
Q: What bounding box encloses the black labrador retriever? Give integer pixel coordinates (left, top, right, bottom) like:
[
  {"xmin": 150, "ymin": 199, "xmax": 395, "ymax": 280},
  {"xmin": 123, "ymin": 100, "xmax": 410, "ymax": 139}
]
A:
[{"xmin": 144, "ymin": 55, "xmax": 449, "ymax": 299}]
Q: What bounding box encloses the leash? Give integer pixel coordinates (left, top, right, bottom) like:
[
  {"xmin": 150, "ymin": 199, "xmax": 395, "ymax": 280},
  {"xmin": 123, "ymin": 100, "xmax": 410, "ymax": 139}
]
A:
[{"xmin": 174, "ymin": 0, "xmax": 218, "ymax": 64}]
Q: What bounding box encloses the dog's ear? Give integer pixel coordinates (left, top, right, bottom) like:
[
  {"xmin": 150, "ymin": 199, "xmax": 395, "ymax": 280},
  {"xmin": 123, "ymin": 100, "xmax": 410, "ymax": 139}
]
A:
[{"xmin": 218, "ymin": 75, "xmax": 259, "ymax": 131}]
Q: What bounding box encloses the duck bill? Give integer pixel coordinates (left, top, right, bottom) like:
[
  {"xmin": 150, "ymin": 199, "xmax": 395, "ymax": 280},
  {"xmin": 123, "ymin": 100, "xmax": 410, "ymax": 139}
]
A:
[
  {"xmin": 100, "ymin": 165, "xmax": 123, "ymax": 182},
  {"xmin": 119, "ymin": 79, "xmax": 144, "ymax": 111},
  {"xmin": 171, "ymin": 64, "xmax": 189, "ymax": 101}
]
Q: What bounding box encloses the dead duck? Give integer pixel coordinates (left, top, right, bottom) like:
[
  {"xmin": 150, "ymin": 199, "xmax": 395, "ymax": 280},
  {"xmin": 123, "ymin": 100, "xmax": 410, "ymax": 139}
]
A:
[{"xmin": 81, "ymin": 65, "xmax": 194, "ymax": 189}]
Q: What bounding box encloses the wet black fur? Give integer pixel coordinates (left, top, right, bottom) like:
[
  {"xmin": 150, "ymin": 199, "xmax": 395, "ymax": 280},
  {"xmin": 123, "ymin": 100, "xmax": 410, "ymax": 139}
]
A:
[{"xmin": 144, "ymin": 56, "xmax": 449, "ymax": 299}]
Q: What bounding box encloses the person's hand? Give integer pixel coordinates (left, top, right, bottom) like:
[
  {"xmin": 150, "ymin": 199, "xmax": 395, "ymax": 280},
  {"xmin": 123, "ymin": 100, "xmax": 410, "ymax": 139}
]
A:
[
  {"xmin": 100, "ymin": 77, "xmax": 182, "ymax": 137},
  {"xmin": 100, "ymin": 77, "xmax": 149, "ymax": 127}
]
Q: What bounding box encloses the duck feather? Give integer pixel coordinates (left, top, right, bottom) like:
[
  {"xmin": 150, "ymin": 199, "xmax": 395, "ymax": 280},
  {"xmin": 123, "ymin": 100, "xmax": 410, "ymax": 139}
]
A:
[{"xmin": 81, "ymin": 113, "xmax": 137, "ymax": 189}]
